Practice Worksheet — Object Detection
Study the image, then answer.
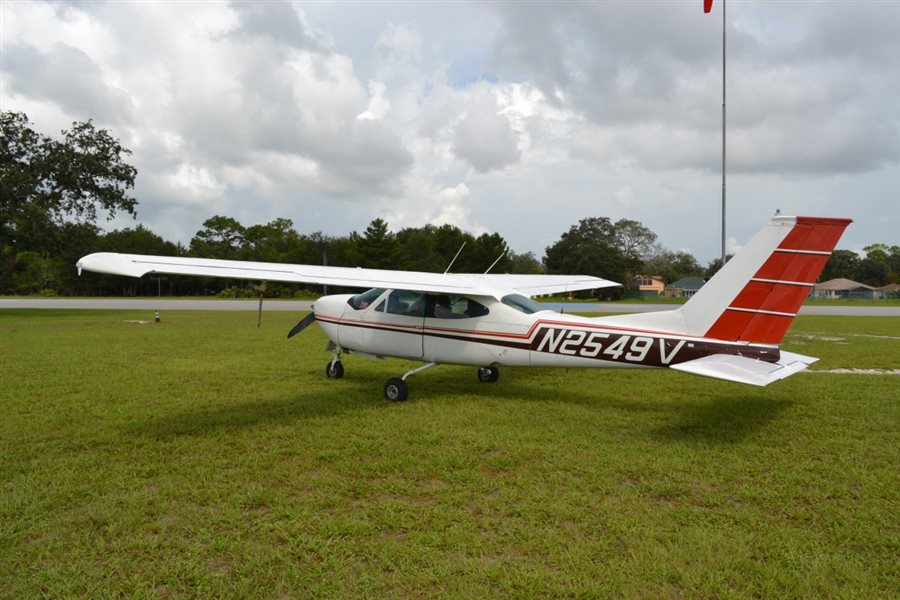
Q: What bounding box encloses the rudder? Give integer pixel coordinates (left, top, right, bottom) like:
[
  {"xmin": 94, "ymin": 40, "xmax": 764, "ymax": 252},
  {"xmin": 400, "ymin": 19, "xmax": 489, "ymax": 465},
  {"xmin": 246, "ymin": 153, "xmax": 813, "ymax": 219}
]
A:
[{"xmin": 702, "ymin": 216, "xmax": 852, "ymax": 344}]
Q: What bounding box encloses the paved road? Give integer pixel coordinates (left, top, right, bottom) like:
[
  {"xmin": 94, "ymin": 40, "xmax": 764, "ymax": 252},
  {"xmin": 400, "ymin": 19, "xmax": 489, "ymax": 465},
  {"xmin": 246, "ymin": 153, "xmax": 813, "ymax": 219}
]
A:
[
  {"xmin": 1, "ymin": 298, "xmax": 316, "ymax": 312},
  {"xmin": 2, "ymin": 298, "xmax": 897, "ymax": 317}
]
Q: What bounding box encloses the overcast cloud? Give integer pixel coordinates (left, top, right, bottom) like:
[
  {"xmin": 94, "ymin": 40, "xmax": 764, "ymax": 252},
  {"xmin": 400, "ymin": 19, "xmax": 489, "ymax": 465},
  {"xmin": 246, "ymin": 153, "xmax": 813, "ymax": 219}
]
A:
[{"xmin": 1, "ymin": 0, "xmax": 896, "ymax": 263}]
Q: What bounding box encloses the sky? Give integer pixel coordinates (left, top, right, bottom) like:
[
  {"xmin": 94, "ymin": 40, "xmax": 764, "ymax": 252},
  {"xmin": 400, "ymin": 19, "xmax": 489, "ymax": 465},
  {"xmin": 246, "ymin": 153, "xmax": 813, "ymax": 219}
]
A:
[{"xmin": 2, "ymin": 0, "xmax": 898, "ymax": 264}]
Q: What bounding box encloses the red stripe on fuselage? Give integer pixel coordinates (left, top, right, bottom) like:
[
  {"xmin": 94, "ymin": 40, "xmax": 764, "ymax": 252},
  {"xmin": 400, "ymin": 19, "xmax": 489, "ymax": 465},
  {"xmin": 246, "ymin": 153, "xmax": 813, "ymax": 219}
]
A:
[{"xmin": 320, "ymin": 313, "xmax": 721, "ymax": 344}]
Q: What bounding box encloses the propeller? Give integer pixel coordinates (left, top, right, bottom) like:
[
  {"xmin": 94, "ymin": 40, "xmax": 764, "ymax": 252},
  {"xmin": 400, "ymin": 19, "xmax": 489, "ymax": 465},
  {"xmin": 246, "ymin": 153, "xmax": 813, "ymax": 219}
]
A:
[{"xmin": 287, "ymin": 312, "xmax": 316, "ymax": 338}]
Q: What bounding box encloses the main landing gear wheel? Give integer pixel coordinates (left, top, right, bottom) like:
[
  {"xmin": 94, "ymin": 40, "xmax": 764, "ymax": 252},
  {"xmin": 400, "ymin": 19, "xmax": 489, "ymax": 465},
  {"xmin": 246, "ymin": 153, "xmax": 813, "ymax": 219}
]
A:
[
  {"xmin": 383, "ymin": 377, "xmax": 409, "ymax": 401},
  {"xmin": 325, "ymin": 361, "xmax": 344, "ymax": 379},
  {"xmin": 477, "ymin": 366, "xmax": 500, "ymax": 383}
]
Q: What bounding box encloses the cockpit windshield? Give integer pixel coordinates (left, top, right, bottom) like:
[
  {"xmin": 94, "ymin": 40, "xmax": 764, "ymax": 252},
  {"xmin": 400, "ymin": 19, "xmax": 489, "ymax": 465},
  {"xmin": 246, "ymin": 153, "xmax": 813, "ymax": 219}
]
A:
[
  {"xmin": 347, "ymin": 288, "xmax": 386, "ymax": 310},
  {"xmin": 501, "ymin": 294, "xmax": 549, "ymax": 315}
]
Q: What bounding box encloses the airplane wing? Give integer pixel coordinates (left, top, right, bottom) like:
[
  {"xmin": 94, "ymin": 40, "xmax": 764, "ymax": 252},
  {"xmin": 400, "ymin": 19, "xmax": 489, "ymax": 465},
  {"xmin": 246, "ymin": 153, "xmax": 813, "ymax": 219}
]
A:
[{"xmin": 76, "ymin": 252, "xmax": 619, "ymax": 299}]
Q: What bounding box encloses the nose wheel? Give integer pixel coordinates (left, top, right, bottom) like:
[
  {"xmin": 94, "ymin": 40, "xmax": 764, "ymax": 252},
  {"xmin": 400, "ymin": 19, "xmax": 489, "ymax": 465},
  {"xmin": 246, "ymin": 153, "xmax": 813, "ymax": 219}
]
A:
[{"xmin": 477, "ymin": 366, "xmax": 500, "ymax": 383}]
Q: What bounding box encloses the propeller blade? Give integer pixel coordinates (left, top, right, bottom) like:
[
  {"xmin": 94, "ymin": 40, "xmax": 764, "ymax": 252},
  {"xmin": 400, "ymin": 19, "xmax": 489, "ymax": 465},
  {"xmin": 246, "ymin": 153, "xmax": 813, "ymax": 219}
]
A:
[{"xmin": 287, "ymin": 312, "xmax": 316, "ymax": 338}]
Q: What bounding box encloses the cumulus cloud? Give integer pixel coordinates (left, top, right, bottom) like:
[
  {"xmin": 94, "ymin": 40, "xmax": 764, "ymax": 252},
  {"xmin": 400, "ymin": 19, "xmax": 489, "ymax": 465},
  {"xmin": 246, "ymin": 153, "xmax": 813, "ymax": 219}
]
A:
[
  {"xmin": 1, "ymin": 0, "xmax": 896, "ymax": 263},
  {"xmin": 452, "ymin": 88, "xmax": 521, "ymax": 172},
  {"xmin": 3, "ymin": 42, "xmax": 133, "ymax": 123},
  {"xmin": 487, "ymin": 2, "xmax": 900, "ymax": 176}
]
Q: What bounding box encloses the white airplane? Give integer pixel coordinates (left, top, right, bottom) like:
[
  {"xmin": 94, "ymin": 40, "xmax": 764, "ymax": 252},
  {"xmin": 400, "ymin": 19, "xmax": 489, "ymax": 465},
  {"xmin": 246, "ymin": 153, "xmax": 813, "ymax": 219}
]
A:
[{"xmin": 77, "ymin": 215, "xmax": 851, "ymax": 400}]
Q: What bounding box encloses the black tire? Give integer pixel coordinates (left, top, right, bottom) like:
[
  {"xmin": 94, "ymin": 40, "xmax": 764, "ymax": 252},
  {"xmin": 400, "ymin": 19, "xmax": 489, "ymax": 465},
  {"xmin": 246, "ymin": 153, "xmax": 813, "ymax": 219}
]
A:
[
  {"xmin": 383, "ymin": 377, "xmax": 409, "ymax": 401},
  {"xmin": 477, "ymin": 366, "xmax": 500, "ymax": 383},
  {"xmin": 325, "ymin": 361, "xmax": 344, "ymax": 379}
]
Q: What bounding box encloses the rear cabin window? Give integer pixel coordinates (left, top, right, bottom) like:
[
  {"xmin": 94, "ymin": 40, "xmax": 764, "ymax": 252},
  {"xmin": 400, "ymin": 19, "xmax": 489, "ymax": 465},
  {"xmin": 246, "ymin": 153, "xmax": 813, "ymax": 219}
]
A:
[
  {"xmin": 501, "ymin": 294, "xmax": 548, "ymax": 314},
  {"xmin": 427, "ymin": 295, "xmax": 489, "ymax": 319}
]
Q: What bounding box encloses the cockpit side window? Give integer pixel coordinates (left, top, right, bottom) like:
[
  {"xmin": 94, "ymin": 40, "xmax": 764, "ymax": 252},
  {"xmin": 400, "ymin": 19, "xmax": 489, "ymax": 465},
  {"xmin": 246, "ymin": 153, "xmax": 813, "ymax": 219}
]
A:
[
  {"xmin": 501, "ymin": 293, "xmax": 548, "ymax": 314},
  {"xmin": 347, "ymin": 288, "xmax": 386, "ymax": 311},
  {"xmin": 385, "ymin": 290, "xmax": 425, "ymax": 317}
]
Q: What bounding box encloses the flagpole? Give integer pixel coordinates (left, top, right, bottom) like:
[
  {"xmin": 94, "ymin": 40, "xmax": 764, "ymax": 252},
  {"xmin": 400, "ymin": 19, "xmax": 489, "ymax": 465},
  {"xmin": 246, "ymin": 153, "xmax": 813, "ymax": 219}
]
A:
[{"xmin": 720, "ymin": 0, "xmax": 727, "ymax": 264}]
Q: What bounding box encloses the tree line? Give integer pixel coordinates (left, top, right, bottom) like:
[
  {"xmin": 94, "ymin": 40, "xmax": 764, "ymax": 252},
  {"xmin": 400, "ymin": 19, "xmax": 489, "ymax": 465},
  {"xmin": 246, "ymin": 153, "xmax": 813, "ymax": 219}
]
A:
[{"xmin": 3, "ymin": 111, "xmax": 897, "ymax": 297}]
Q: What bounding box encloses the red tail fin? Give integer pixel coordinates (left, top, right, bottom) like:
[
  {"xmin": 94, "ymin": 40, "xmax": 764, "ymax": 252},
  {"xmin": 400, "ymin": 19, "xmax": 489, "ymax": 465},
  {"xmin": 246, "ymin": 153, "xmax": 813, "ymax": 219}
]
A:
[{"xmin": 704, "ymin": 217, "xmax": 852, "ymax": 344}]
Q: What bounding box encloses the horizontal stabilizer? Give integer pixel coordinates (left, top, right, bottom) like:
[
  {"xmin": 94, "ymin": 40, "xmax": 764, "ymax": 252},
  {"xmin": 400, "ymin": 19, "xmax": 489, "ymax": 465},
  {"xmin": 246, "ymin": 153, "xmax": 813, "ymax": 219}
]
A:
[{"xmin": 670, "ymin": 351, "xmax": 818, "ymax": 386}]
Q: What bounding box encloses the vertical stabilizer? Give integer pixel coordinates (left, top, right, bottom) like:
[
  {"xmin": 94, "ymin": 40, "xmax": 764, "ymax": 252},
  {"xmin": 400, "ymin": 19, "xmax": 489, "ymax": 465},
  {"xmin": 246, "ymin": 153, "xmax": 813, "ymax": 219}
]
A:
[
  {"xmin": 595, "ymin": 216, "xmax": 851, "ymax": 345},
  {"xmin": 694, "ymin": 216, "xmax": 851, "ymax": 344}
]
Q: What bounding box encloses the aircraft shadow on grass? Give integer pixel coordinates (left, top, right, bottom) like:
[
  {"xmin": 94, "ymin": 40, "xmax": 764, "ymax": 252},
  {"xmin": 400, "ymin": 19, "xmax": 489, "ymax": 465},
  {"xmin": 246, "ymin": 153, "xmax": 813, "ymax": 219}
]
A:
[
  {"xmin": 127, "ymin": 364, "xmax": 788, "ymax": 444},
  {"xmin": 651, "ymin": 395, "xmax": 792, "ymax": 444},
  {"xmin": 127, "ymin": 383, "xmax": 381, "ymax": 439}
]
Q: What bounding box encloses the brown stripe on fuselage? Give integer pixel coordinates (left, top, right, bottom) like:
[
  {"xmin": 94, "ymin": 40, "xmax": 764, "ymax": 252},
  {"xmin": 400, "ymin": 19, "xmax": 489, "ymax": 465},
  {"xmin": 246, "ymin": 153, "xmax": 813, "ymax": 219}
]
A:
[{"xmin": 329, "ymin": 317, "xmax": 779, "ymax": 367}]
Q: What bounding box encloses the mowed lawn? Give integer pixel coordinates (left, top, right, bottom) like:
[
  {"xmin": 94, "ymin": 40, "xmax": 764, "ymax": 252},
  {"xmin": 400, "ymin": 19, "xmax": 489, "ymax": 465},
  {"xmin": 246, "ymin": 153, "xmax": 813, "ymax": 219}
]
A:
[{"xmin": 1, "ymin": 309, "xmax": 897, "ymax": 598}]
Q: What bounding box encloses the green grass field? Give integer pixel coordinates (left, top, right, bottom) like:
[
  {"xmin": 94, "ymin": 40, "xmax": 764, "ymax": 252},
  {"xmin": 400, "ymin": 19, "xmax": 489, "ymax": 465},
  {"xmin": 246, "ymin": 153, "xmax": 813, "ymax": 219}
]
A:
[{"xmin": 1, "ymin": 309, "xmax": 897, "ymax": 598}]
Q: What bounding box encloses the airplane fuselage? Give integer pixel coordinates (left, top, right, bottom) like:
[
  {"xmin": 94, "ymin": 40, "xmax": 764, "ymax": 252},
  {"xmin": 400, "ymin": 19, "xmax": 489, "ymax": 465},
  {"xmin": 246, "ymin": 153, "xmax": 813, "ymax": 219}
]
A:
[{"xmin": 312, "ymin": 291, "xmax": 780, "ymax": 371}]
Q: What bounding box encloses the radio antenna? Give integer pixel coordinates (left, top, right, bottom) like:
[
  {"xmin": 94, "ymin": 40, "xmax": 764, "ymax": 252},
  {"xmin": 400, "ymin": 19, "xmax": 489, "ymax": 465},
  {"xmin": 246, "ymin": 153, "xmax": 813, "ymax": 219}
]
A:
[
  {"xmin": 483, "ymin": 252, "xmax": 506, "ymax": 275},
  {"xmin": 443, "ymin": 241, "xmax": 466, "ymax": 274}
]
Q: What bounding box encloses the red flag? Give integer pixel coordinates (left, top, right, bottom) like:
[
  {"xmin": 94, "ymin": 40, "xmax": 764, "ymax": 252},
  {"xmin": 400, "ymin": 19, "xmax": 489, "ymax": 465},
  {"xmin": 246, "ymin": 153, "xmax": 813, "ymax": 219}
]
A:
[{"xmin": 704, "ymin": 0, "xmax": 713, "ymax": 13}]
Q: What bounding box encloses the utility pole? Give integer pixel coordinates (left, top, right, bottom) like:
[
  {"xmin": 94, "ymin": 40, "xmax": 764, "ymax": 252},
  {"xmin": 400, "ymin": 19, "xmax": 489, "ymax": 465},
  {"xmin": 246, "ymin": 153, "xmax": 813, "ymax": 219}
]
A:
[
  {"xmin": 720, "ymin": 0, "xmax": 727, "ymax": 264},
  {"xmin": 150, "ymin": 276, "xmax": 166, "ymax": 297},
  {"xmin": 705, "ymin": 0, "xmax": 726, "ymax": 264}
]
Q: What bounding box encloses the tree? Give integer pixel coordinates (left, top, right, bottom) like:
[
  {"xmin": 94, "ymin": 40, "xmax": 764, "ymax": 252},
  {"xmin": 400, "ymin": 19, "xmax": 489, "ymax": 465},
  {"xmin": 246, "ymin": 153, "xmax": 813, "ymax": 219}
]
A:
[
  {"xmin": 189, "ymin": 215, "xmax": 246, "ymax": 259},
  {"xmin": 704, "ymin": 255, "xmax": 734, "ymax": 280},
  {"xmin": 863, "ymin": 243, "xmax": 890, "ymax": 262},
  {"xmin": 642, "ymin": 246, "xmax": 703, "ymax": 283},
  {"xmin": 243, "ymin": 218, "xmax": 302, "ymax": 263},
  {"xmin": 508, "ymin": 250, "xmax": 543, "ymax": 274},
  {"xmin": 352, "ymin": 218, "xmax": 401, "ymax": 269},
  {"xmin": 472, "ymin": 232, "xmax": 511, "ymax": 273},
  {"xmin": 1, "ymin": 111, "xmax": 137, "ymax": 282},
  {"xmin": 395, "ymin": 225, "xmax": 441, "ymax": 272},
  {"xmin": 613, "ymin": 218, "xmax": 657, "ymax": 273},
  {"xmin": 544, "ymin": 217, "xmax": 628, "ymax": 284},
  {"xmin": 91, "ymin": 225, "xmax": 181, "ymax": 296},
  {"xmin": 432, "ymin": 224, "xmax": 474, "ymax": 272},
  {"xmin": 819, "ymin": 249, "xmax": 860, "ymax": 283}
]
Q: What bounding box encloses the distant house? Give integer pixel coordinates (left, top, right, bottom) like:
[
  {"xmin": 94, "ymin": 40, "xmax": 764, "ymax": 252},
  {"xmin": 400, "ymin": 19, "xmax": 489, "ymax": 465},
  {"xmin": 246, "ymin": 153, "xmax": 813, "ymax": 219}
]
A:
[
  {"xmin": 630, "ymin": 275, "xmax": 666, "ymax": 298},
  {"xmin": 811, "ymin": 278, "xmax": 876, "ymax": 299},
  {"xmin": 875, "ymin": 283, "xmax": 900, "ymax": 299},
  {"xmin": 666, "ymin": 276, "xmax": 706, "ymax": 298}
]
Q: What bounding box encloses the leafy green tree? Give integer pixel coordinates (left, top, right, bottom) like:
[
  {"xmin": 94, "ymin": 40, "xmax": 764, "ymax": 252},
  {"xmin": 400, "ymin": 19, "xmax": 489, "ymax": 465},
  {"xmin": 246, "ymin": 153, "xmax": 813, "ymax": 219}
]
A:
[
  {"xmin": 643, "ymin": 248, "xmax": 703, "ymax": 284},
  {"xmin": 352, "ymin": 218, "xmax": 402, "ymax": 269},
  {"xmin": 613, "ymin": 218, "xmax": 657, "ymax": 274},
  {"xmin": 472, "ymin": 232, "xmax": 511, "ymax": 273},
  {"xmin": 544, "ymin": 217, "xmax": 628, "ymax": 284},
  {"xmin": 508, "ymin": 250, "xmax": 543, "ymax": 274},
  {"xmin": 861, "ymin": 243, "xmax": 900, "ymax": 285},
  {"xmin": 887, "ymin": 246, "xmax": 900, "ymax": 284},
  {"xmin": 431, "ymin": 224, "xmax": 474, "ymax": 272},
  {"xmin": 10, "ymin": 251, "xmax": 58, "ymax": 294},
  {"xmin": 704, "ymin": 255, "xmax": 734, "ymax": 280},
  {"xmin": 855, "ymin": 257, "xmax": 888, "ymax": 287},
  {"xmin": 1, "ymin": 111, "xmax": 137, "ymax": 283},
  {"xmin": 395, "ymin": 225, "xmax": 441, "ymax": 271},
  {"xmin": 100, "ymin": 224, "xmax": 179, "ymax": 256},
  {"xmin": 88, "ymin": 225, "xmax": 182, "ymax": 295},
  {"xmin": 819, "ymin": 249, "xmax": 860, "ymax": 283},
  {"xmin": 243, "ymin": 218, "xmax": 302, "ymax": 263},
  {"xmin": 189, "ymin": 215, "xmax": 246, "ymax": 259},
  {"xmin": 863, "ymin": 243, "xmax": 890, "ymax": 262}
]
